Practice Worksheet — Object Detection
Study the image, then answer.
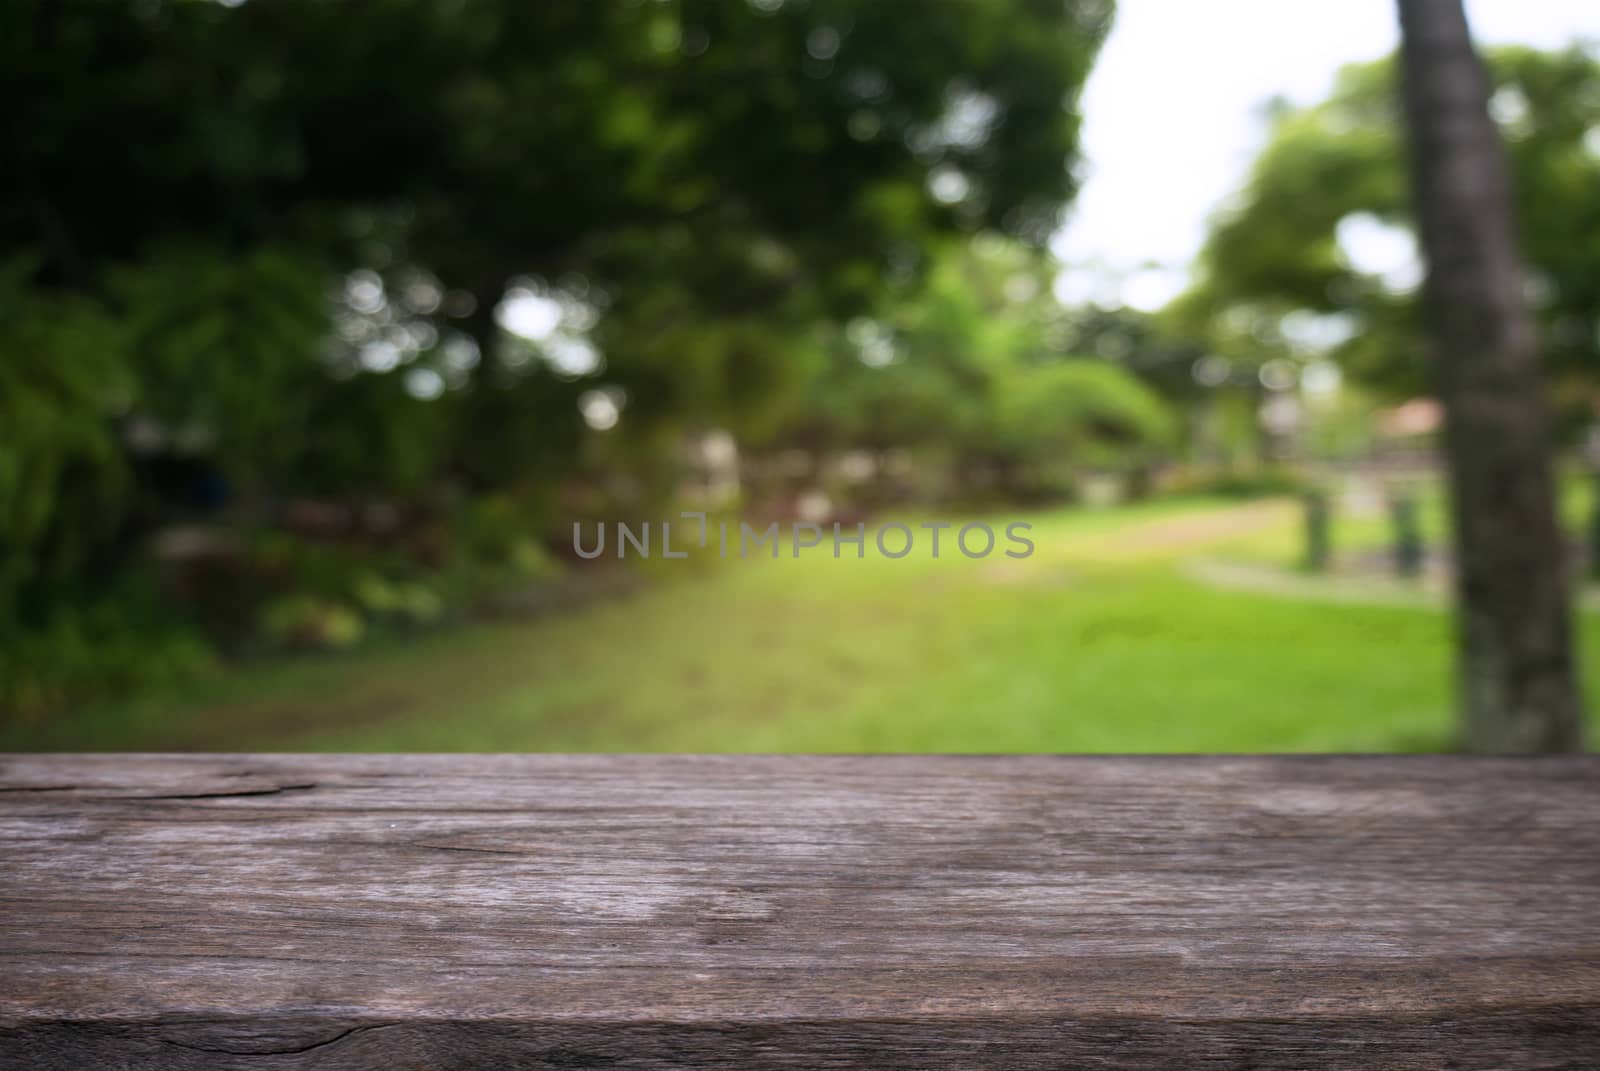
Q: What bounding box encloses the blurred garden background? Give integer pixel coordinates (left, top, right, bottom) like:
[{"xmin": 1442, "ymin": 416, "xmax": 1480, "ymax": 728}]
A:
[{"xmin": 4, "ymin": 0, "xmax": 1600, "ymax": 751}]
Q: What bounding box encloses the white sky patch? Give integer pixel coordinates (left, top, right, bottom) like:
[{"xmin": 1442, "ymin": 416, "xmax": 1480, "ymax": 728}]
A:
[
  {"xmin": 498, "ymin": 288, "xmax": 564, "ymax": 341},
  {"xmin": 934, "ymin": 88, "xmax": 1001, "ymax": 150},
  {"xmin": 1004, "ymin": 274, "xmax": 1040, "ymax": 303},
  {"xmin": 1336, "ymin": 212, "xmax": 1423, "ymax": 293},
  {"xmin": 1584, "ymin": 124, "xmax": 1600, "ymax": 158},
  {"xmin": 1052, "ymin": 267, "xmax": 1105, "ymax": 307},
  {"xmin": 407, "ymin": 321, "xmax": 438, "ymax": 351},
  {"xmin": 1488, "ymin": 84, "xmax": 1533, "ymax": 133},
  {"xmin": 441, "ymin": 336, "xmax": 479, "ymax": 374},
  {"xmin": 1258, "ymin": 358, "xmax": 1298, "ymax": 391},
  {"xmin": 1053, "ymin": 0, "xmax": 1600, "ymax": 298},
  {"xmin": 495, "ymin": 282, "xmax": 605, "ymax": 377},
  {"xmin": 1302, "ymin": 359, "xmax": 1345, "ymax": 396},
  {"xmin": 1120, "ymin": 266, "xmax": 1188, "ymax": 312},
  {"xmin": 400, "ymin": 274, "xmax": 442, "ymax": 315},
  {"xmin": 404, "ymin": 367, "xmax": 446, "ymax": 400},
  {"xmin": 1193, "ymin": 354, "xmax": 1232, "ymax": 387},
  {"xmin": 928, "ymin": 166, "xmax": 971, "ymax": 205},
  {"xmin": 580, "ymin": 388, "xmax": 624, "ymax": 432},
  {"xmin": 346, "ymin": 270, "xmax": 385, "ymax": 314},
  {"xmin": 847, "ymin": 317, "xmax": 897, "ymax": 367},
  {"xmin": 358, "ymin": 339, "xmax": 402, "ymax": 373},
  {"xmin": 1281, "ymin": 309, "xmax": 1357, "ymax": 353},
  {"xmin": 545, "ymin": 334, "xmax": 603, "ymax": 378}
]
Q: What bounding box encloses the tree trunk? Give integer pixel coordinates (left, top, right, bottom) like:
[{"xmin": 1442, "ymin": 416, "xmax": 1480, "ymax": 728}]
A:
[{"xmin": 1395, "ymin": 0, "xmax": 1584, "ymax": 751}]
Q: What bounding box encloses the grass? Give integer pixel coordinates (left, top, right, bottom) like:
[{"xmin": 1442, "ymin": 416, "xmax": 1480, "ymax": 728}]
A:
[{"xmin": 8, "ymin": 495, "xmax": 1598, "ymax": 753}]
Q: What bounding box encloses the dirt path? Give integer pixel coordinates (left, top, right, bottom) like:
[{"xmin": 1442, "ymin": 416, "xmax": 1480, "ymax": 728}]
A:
[
  {"xmin": 1189, "ymin": 556, "xmax": 1600, "ymax": 611},
  {"xmin": 1059, "ymin": 499, "xmax": 1295, "ymax": 562}
]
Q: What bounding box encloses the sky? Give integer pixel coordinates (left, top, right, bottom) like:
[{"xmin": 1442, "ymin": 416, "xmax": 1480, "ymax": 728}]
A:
[{"xmin": 1050, "ymin": 0, "xmax": 1600, "ymax": 310}]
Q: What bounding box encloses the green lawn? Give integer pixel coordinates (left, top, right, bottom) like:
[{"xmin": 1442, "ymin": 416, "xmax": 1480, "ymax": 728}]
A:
[{"xmin": 8, "ymin": 496, "xmax": 1598, "ymax": 752}]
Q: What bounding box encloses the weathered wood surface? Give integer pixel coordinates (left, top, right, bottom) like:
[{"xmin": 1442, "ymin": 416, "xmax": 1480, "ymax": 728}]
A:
[{"xmin": 1, "ymin": 754, "xmax": 1597, "ymax": 1069}]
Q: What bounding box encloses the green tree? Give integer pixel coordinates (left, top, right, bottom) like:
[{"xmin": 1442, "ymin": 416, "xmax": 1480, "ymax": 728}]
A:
[
  {"xmin": 1, "ymin": 0, "xmax": 1115, "ymax": 711},
  {"xmin": 777, "ymin": 239, "xmax": 1174, "ymax": 502},
  {"xmin": 1183, "ymin": 43, "xmax": 1600, "ymax": 425}
]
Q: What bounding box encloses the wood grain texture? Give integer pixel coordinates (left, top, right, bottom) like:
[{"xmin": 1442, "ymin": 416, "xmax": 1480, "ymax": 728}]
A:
[{"xmin": 1, "ymin": 754, "xmax": 1597, "ymax": 1069}]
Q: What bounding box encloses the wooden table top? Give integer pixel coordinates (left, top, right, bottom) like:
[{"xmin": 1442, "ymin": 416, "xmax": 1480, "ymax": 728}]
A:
[{"xmin": 2, "ymin": 753, "xmax": 1597, "ymax": 1068}]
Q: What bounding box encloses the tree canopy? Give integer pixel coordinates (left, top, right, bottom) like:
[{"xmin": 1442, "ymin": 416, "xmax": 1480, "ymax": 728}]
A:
[
  {"xmin": 1179, "ymin": 45, "xmax": 1600, "ymax": 427},
  {"xmin": 1, "ymin": 0, "xmax": 1117, "ymax": 712}
]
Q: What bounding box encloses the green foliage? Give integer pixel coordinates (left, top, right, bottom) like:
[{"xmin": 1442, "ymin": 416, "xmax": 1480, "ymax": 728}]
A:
[
  {"xmin": 259, "ymin": 595, "xmax": 366, "ymax": 652},
  {"xmin": 995, "ymin": 359, "xmax": 1176, "ymax": 459},
  {"xmin": 245, "ymin": 521, "xmax": 529, "ymax": 654},
  {"xmin": 1185, "ymin": 46, "xmax": 1600, "ymax": 425},
  {"xmin": 0, "ymin": 578, "xmax": 214, "ymax": 725},
  {"xmin": 455, "ymin": 494, "xmax": 560, "ymax": 583},
  {"xmin": 289, "ymin": 368, "xmax": 456, "ymax": 497},
  {"xmin": 1, "ymin": 0, "xmax": 1114, "ymax": 717},
  {"xmin": 1164, "ymin": 466, "xmax": 1306, "ymax": 500},
  {"xmin": 781, "ymin": 238, "xmax": 1176, "ymax": 501},
  {"xmin": 110, "ymin": 244, "xmax": 330, "ymax": 481},
  {"xmin": 0, "ymin": 258, "xmax": 128, "ymax": 618}
]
